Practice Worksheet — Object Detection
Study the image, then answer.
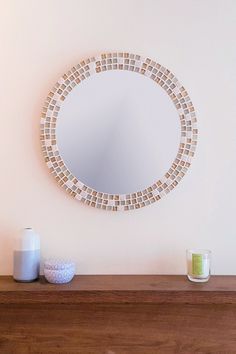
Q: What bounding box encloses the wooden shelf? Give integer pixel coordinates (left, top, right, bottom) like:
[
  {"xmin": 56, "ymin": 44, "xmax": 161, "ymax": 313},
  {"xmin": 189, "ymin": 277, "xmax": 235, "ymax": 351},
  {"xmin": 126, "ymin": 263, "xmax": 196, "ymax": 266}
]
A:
[
  {"xmin": 1, "ymin": 275, "xmax": 236, "ymax": 304},
  {"xmin": 1, "ymin": 275, "xmax": 236, "ymax": 353}
]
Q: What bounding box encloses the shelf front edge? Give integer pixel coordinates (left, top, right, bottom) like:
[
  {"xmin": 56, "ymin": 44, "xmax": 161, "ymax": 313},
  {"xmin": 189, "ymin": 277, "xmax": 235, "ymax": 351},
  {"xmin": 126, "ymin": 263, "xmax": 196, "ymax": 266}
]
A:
[{"xmin": 1, "ymin": 290, "xmax": 236, "ymax": 305}]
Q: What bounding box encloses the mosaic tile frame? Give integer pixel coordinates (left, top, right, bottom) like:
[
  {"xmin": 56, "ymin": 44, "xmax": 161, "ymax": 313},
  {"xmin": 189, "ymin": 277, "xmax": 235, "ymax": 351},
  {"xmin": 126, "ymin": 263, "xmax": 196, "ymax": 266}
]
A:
[{"xmin": 40, "ymin": 52, "xmax": 197, "ymax": 211}]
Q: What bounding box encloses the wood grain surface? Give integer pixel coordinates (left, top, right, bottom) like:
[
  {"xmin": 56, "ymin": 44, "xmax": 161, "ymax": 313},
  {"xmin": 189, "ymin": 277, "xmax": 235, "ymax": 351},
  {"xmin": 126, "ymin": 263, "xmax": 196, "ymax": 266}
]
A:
[
  {"xmin": 0, "ymin": 275, "xmax": 236, "ymax": 304},
  {"xmin": 0, "ymin": 276, "xmax": 236, "ymax": 353},
  {"xmin": 0, "ymin": 303, "xmax": 236, "ymax": 353}
]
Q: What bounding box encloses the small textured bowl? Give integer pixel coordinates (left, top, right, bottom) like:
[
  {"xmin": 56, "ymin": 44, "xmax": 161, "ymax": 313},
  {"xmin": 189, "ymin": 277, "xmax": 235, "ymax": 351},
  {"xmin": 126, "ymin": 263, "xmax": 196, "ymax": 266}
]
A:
[{"xmin": 44, "ymin": 259, "xmax": 75, "ymax": 284}]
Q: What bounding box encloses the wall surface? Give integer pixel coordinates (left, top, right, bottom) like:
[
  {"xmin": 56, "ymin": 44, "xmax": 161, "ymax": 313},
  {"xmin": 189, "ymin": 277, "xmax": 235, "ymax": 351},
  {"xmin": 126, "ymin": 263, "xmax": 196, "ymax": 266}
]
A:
[{"xmin": 0, "ymin": 0, "xmax": 236, "ymax": 275}]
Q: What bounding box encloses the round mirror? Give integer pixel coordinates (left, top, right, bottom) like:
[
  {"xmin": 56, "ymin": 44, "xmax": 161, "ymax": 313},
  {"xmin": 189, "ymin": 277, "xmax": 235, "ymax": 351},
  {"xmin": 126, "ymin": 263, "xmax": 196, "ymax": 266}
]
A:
[
  {"xmin": 56, "ymin": 70, "xmax": 180, "ymax": 195},
  {"xmin": 41, "ymin": 53, "xmax": 197, "ymax": 211}
]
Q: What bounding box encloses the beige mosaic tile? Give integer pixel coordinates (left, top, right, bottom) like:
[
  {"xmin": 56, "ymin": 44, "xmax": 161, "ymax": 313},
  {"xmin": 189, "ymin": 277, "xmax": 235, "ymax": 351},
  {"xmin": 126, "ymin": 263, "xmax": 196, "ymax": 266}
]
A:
[{"xmin": 41, "ymin": 52, "xmax": 198, "ymax": 211}]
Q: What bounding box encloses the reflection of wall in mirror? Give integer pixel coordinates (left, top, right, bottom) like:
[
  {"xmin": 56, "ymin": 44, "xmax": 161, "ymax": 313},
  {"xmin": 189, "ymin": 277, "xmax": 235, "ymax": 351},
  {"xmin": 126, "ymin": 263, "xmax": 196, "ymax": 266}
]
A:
[{"xmin": 56, "ymin": 70, "xmax": 181, "ymax": 194}]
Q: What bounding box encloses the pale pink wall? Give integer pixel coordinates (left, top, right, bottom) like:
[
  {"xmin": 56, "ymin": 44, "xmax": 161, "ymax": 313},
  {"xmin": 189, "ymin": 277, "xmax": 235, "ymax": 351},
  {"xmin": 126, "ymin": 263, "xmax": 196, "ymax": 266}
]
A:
[{"xmin": 0, "ymin": 0, "xmax": 236, "ymax": 275}]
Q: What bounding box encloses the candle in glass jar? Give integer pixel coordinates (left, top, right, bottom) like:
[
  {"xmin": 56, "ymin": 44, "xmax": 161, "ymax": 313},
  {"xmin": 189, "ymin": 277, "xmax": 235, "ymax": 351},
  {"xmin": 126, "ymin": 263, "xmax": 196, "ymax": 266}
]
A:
[{"xmin": 186, "ymin": 249, "xmax": 211, "ymax": 283}]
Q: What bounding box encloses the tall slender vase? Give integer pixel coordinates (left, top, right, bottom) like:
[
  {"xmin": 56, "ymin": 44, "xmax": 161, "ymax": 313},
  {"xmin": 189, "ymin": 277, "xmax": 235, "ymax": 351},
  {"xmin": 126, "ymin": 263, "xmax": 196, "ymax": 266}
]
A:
[{"xmin": 13, "ymin": 228, "xmax": 40, "ymax": 282}]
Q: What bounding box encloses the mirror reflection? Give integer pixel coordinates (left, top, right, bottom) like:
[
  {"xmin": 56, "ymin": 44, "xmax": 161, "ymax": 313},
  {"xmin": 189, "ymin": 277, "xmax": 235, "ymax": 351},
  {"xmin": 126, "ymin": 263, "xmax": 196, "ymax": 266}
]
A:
[{"xmin": 56, "ymin": 70, "xmax": 180, "ymax": 194}]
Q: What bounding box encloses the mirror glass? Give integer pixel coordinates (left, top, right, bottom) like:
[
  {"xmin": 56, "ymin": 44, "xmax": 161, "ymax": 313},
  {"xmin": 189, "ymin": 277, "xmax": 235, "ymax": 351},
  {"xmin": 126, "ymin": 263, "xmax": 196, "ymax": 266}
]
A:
[{"xmin": 56, "ymin": 70, "xmax": 180, "ymax": 194}]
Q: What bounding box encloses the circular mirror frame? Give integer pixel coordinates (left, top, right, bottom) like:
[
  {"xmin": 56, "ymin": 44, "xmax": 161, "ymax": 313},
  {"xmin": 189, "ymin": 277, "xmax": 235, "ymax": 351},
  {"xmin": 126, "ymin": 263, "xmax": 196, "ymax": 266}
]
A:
[{"xmin": 40, "ymin": 52, "xmax": 197, "ymax": 211}]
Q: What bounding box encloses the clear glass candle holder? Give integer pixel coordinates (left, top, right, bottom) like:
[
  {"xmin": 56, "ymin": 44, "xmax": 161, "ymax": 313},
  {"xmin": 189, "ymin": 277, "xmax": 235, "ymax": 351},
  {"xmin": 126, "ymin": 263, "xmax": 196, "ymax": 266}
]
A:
[{"xmin": 186, "ymin": 249, "xmax": 211, "ymax": 283}]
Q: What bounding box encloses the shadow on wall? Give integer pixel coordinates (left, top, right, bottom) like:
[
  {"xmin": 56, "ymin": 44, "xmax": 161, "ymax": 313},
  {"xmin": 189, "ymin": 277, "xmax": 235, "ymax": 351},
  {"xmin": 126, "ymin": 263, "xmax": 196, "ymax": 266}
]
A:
[{"xmin": 149, "ymin": 251, "xmax": 184, "ymax": 275}]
